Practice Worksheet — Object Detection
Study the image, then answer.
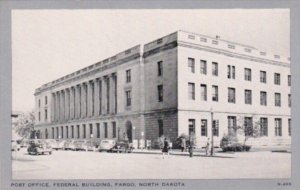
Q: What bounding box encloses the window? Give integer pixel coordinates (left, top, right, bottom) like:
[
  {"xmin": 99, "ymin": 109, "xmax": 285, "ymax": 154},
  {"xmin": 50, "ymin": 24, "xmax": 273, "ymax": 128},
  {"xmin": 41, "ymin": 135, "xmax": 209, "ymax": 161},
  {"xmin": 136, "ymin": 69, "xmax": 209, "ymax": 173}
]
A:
[
  {"xmin": 212, "ymin": 62, "xmax": 218, "ymax": 76},
  {"xmin": 260, "ymin": 118, "xmax": 268, "ymax": 136},
  {"xmin": 288, "ymin": 75, "xmax": 291, "ymax": 86},
  {"xmin": 212, "ymin": 120, "xmax": 219, "ymax": 136},
  {"xmin": 71, "ymin": 126, "xmax": 74, "ymax": 138},
  {"xmin": 89, "ymin": 124, "xmax": 93, "ymax": 137},
  {"xmin": 61, "ymin": 126, "xmax": 64, "ymax": 139},
  {"xmin": 77, "ymin": 125, "xmax": 80, "ymax": 138},
  {"xmin": 188, "ymin": 58, "xmax": 195, "ymax": 73},
  {"xmin": 260, "ymin": 91, "xmax": 267, "ymax": 106},
  {"xmin": 288, "ymin": 119, "xmax": 291, "ymax": 136},
  {"xmin": 260, "ymin": 71, "xmax": 267, "ymax": 83},
  {"xmin": 112, "ymin": 122, "xmax": 116, "ymax": 138},
  {"xmin": 201, "ymin": 120, "xmax": 207, "ymax": 136},
  {"xmin": 83, "ymin": 124, "xmax": 86, "ymax": 138},
  {"xmin": 274, "ymin": 73, "xmax": 280, "ymax": 85},
  {"xmin": 200, "ymin": 60, "xmax": 207, "ymax": 74},
  {"xmin": 45, "ymin": 109, "xmax": 48, "ymax": 120},
  {"xmin": 96, "ymin": 123, "xmax": 100, "ymax": 138},
  {"xmin": 188, "ymin": 119, "xmax": 195, "ymax": 136},
  {"xmin": 66, "ymin": 126, "xmax": 69, "ymax": 138},
  {"xmin": 200, "ymin": 84, "xmax": 207, "ymax": 101},
  {"xmin": 52, "ymin": 127, "xmax": 54, "ymax": 139},
  {"xmin": 288, "ymin": 94, "xmax": 291, "ymax": 107},
  {"xmin": 227, "ymin": 65, "xmax": 235, "ymax": 79},
  {"xmin": 228, "ymin": 116, "xmax": 237, "ymax": 134},
  {"xmin": 38, "ymin": 99, "xmax": 41, "ymax": 107},
  {"xmin": 126, "ymin": 69, "xmax": 131, "ymax": 83},
  {"xmin": 244, "ymin": 68, "xmax": 252, "ymax": 81},
  {"xmin": 275, "ymin": 118, "xmax": 282, "ymax": 136},
  {"xmin": 244, "ymin": 117, "xmax": 253, "ymax": 136},
  {"xmin": 200, "ymin": 37, "xmax": 207, "ymax": 42},
  {"xmin": 275, "ymin": 93, "xmax": 281, "ymax": 107},
  {"xmin": 157, "ymin": 85, "xmax": 163, "ymax": 102},
  {"xmin": 45, "ymin": 129, "xmax": 48, "ymax": 139},
  {"xmin": 228, "ymin": 88, "xmax": 236, "ymax": 103},
  {"xmin": 126, "ymin": 90, "xmax": 131, "ymax": 106},
  {"xmin": 188, "ymin": 35, "xmax": 195, "ymax": 39},
  {"xmin": 188, "ymin": 83, "xmax": 195, "ymax": 100},
  {"xmin": 56, "ymin": 127, "xmax": 59, "ymax": 139},
  {"xmin": 245, "ymin": 90, "xmax": 252, "ymax": 105},
  {"xmin": 212, "ymin": 85, "xmax": 218, "ymax": 102},
  {"xmin": 38, "ymin": 112, "xmax": 41, "ymax": 121},
  {"xmin": 45, "ymin": 96, "xmax": 48, "ymax": 105},
  {"xmin": 104, "ymin": 123, "xmax": 108, "ymax": 138},
  {"xmin": 158, "ymin": 120, "xmax": 163, "ymax": 137},
  {"xmin": 157, "ymin": 61, "xmax": 163, "ymax": 76}
]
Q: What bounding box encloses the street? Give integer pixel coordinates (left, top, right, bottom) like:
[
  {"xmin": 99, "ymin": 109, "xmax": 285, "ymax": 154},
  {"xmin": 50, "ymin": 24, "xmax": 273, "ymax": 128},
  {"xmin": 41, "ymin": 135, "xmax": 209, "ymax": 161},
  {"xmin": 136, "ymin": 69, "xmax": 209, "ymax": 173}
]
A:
[{"xmin": 12, "ymin": 149, "xmax": 291, "ymax": 179}]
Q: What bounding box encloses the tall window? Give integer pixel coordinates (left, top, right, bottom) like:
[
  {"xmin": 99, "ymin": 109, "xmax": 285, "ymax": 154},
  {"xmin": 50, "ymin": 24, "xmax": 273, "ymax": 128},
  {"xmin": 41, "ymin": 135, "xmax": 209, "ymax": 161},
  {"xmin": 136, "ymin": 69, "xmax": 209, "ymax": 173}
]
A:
[
  {"xmin": 188, "ymin": 83, "xmax": 195, "ymax": 100},
  {"xmin": 126, "ymin": 90, "xmax": 131, "ymax": 106},
  {"xmin": 260, "ymin": 118, "xmax": 268, "ymax": 136},
  {"xmin": 104, "ymin": 123, "xmax": 108, "ymax": 138},
  {"xmin": 200, "ymin": 84, "xmax": 207, "ymax": 101},
  {"xmin": 44, "ymin": 109, "xmax": 48, "ymax": 120},
  {"xmin": 52, "ymin": 127, "xmax": 54, "ymax": 139},
  {"xmin": 288, "ymin": 94, "xmax": 291, "ymax": 107},
  {"xmin": 158, "ymin": 120, "xmax": 163, "ymax": 137},
  {"xmin": 45, "ymin": 96, "xmax": 48, "ymax": 105},
  {"xmin": 71, "ymin": 126, "xmax": 74, "ymax": 138},
  {"xmin": 112, "ymin": 122, "xmax": 116, "ymax": 138},
  {"xmin": 275, "ymin": 93, "xmax": 281, "ymax": 107},
  {"xmin": 227, "ymin": 65, "xmax": 235, "ymax": 79},
  {"xmin": 212, "ymin": 85, "xmax": 218, "ymax": 102},
  {"xmin": 89, "ymin": 124, "xmax": 93, "ymax": 137},
  {"xmin": 38, "ymin": 99, "xmax": 41, "ymax": 107},
  {"xmin": 45, "ymin": 129, "xmax": 48, "ymax": 139},
  {"xmin": 274, "ymin": 73, "xmax": 280, "ymax": 85},
  {"xmin": 56, "ymin": 127, "xmax": 59, "ymax": 139},
  {"xmin": 188, "ymin": 119, "xmax": 195, "ymax": 136},
  {"xmin": 126, "ymin": 69, "xmax": 131, "ymax": 83},
  {"xmin": 157, "ymin": 85, "xmax": 163, "ymax": 102},
  {"xmin": 244, "ymin": 68, "xmax": 252, "ymax": 81},
  {"xmin": 288, "ymin": 75, "xmax": 291, "ymax": 86},
  {"xmin": 260, "ymin": 91, "xmax": 267, "ymax": 106},
  {"xmin": 83, "ymin": 124, "xmax": 86, "ymax": 138},
  {"xmin": 212, "ymin": 62, "xmax": 218, "ymax": 76},
  {"xmin": 96, "ymin": 123, "xmax": 100, "ymax": 138},
  {"xmin": 157, "ymin": 61, "xmax": 163, "ymax": 76},
  {"xmin": 245, "ymin": 90, "xmax": 252, "ymax": 105},
  {"xmin": 213, "ymin": 120, "xmax": 219, "ymax": 136},
  {"xmin": 228, "ymin": 88, "xmax": 236, "ymax": 103},
  {"xmin": 244, "ymin": 117, "xmax": 253, "ymax": 136},
  {"xmin": 61, "ymin": 126, "xmax": 64, "ymax": 139},
  {"xmin": 201, "ymin": 120, "xmax": 207, "ymax": 136},
  {"xmin": 260, "ymin": 71, "xmax": 267, "ymax": 83},
  {"xmin": 288, "ymin": 119, "xmax": 291, "ymax": 136},
  {"xmin": 275, "ymin": 118, "xmax": 282, "ymax": 136},
  {"xmin": 66, "ymin": 126, "xmax": 69, "ymax": 139},
  {"xmin": 228, "ymin": 116, "xmax": 237, "ymax": 134},
  {"xmin": 200, "ymin": 60, "xmax": 207, "ymax": 74},
  {"xmin": 188, "ymin": 58, "xmax": 195, "ymax": 73},
  {"xmin": 77, "ymin": 125, "xmax": 80, "ymax": 138},
  {"xmin": 38, "ymin": 112, "xmax": 41, "ymax": 121}
]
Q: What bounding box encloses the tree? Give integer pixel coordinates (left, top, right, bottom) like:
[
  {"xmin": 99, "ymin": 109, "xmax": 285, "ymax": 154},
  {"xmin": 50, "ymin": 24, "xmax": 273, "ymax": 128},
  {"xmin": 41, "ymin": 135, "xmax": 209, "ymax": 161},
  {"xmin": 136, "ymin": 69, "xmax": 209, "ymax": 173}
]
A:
[{"xmin": 13, "ymin": 111, "xmax": 35, "ymax": 139}]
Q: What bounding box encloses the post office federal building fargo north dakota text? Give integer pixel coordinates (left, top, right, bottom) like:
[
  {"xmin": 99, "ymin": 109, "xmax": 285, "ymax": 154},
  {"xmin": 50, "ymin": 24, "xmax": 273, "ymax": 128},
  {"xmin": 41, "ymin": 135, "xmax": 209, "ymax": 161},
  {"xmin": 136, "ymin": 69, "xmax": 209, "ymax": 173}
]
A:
[{"xmin": 34, "ymin": 30, "xmax": 291, "ymax": 148}]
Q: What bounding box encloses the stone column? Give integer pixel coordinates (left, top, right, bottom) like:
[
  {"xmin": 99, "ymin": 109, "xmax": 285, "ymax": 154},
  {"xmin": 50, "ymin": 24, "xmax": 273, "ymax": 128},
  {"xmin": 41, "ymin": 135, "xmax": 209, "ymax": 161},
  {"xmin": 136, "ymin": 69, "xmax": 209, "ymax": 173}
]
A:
[
  {"xmin": 81, "ymin": 83, "xmax": 87, "ymax": 118},
  {"xmin": 106, "ymin": 76, "xmax": 110, "ymax": 114},
  {"xmin": 56, "ymin": 91, "xmax": 60, "ymax": 122},
  {"xmin": 94, "ymin": 78, "xmax": 100, "ymax": 116},
  {"xmin": 99, "ymin": 79, "xmax": 102, "ymax": 115},
  {"xmin": 61, "ymin": 90, "xmax": 65, "ymax": 121},
  {"xmin": 114, "ymin": 74, "xmax": 117, "ymax": 114},
  {"xmin": 87, "ymin": 81, "xmax": 93, "ymax": 117},
  {"xmin": 66, "ymin": 88, "xmax": 70, "ymax": 120},
  {"xmin": 69, "ymin": 87, "xmax": 74, "ymax": 120},
  {"xmin": 101, "ymin": 76, "xmax": 107, "ymax": 115},
  {"xmin": 110, "ymin": 74, "xmax": 116, "ymax": 114},
  {"xmin": 51, "ymin": 93, "xmax": 55, "ymax": 122},
  {"xmin": 77, "ymin": 84, "xmax": 82, "ymax": 119}
]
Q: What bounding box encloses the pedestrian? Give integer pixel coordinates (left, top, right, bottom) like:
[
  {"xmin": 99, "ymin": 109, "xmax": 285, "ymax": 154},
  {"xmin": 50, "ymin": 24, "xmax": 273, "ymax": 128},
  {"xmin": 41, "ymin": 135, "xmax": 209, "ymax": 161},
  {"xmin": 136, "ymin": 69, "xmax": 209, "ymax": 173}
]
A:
[
  {"xmin": 162, "ymin": 138, "xmax": 169, "ymax": 159},
  {"xmin": 206, "ymin": 138, "xmax": 211, "ymax": 156},
  {"xmin": 181, "ymin": 137, "xmax": 186, "ymax": 152}
]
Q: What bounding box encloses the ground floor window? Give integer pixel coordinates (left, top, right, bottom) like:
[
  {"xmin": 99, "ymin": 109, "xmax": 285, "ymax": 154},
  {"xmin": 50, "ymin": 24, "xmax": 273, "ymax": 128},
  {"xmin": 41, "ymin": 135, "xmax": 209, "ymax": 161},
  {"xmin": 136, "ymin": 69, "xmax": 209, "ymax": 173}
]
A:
[
  {"xmin": 77, "ymin": 125, "xmax": 80, "ymax": 138},
  {"xmin": 66, "ymin": 126, "xmax": 69, "ymax": 139},
  {"xmin": 52, "ymin": 127, "xmax": 54, "ymax": 139},
  {"xmin": 56, "ymin": 127, "xmax": 59, "ymax": 139},
  {"xmin": 158, "ymin": 120, "xmax": 164, "ymax": 137},
  {"xmin": 89, "ymin": 124, "xmax": 93, "ymax": 138},
  {"xmin": 188, "ymin": 119, "xmax": 195, "ymax": 136},
  {"xmin": 201, "ymin": 119, "xmax": 207, "ymax": 136},
  {"xmin": 61, "ymin": 126, "xmax": 64, "ymax": 139},
  {"xmin": 104, "ymin": 123, "xmax": 108, "ymax": 138},
  {"xmin": 45, "ymin": 129, "xmax": 48, "ymax": 139},
  {"xmin": 244, "ymin": 117, "xmax": 253, "ymax": 136},
  {"xmin": 83, "ymin": 124, "xmax": 86, "ymax": 138},
  {"xmin": 213, "ymin": 120, "xmax": 219, "ymax": 137},
  {"xmin": 228, "ymin": 116, "xmax": 236, "ymax": 134},
  {"xmin": 288, "ymin": 119, "xmax": 291, "ymax": 136},
  {"xmin": 275, "ymin": 118, "xmax": 282, "ymax": 136},
  {"xmin": 97, "ymin": 123, "xmax": 100, "ymax": 138},
  {"xmin": 71, "ymin": 126, "xmax": 74, "ymax": 138},
  {"xmin": 112, "ymin": 122, "xmax": 116, "ymax": 138},
  {"xmin": 260, "ymin": 118, "xmax": 268, "ymax": 136}
]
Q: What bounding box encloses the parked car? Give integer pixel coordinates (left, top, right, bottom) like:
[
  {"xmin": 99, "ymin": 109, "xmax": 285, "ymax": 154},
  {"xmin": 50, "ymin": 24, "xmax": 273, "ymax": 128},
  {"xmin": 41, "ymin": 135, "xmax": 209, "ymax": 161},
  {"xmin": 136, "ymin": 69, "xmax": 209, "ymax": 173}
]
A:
[
  {"xmin": 99, "ymin": 140, "xmax": 116, "ymax": 152},
  {"xmin": 63, "ymin": 140, "xmax": 76, "ymax": 150},
  {"xmin": 111, "ymin": 140, "xmax": 133, "ymax": 153},
  {"xmin": 51, "ymin": 140, "xmax": 65, "ymax": 150},
  {"xmin": 220, "ymin": 135, "xmax": 251, "ymax": 152},
  {"xmin": 74, "ymin": 140, "xmax": 89, "ymax": 151},
  {"xmin": 27, "ymin": 140, "xmax": 52, "ymax": 155},
  {"xmin": 11, "ymin": 140, "xmax": 21, "ymax": 151}
]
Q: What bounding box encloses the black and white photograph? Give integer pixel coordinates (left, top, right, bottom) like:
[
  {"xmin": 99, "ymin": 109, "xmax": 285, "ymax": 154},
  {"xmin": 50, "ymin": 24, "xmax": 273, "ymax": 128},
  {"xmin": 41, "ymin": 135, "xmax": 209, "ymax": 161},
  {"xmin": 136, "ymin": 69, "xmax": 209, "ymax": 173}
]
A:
[{"xmin": 1, "ymin": 1, "xmax": 300, "ymax": 190}]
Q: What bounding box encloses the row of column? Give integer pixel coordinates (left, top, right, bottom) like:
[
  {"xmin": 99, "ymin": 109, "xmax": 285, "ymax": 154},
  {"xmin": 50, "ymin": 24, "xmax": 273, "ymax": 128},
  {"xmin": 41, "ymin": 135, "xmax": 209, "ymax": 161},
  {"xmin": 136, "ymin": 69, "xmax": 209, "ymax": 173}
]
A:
[{"xmin": 51, "ymin": 74, "xmax": 117, "ymax": 122}]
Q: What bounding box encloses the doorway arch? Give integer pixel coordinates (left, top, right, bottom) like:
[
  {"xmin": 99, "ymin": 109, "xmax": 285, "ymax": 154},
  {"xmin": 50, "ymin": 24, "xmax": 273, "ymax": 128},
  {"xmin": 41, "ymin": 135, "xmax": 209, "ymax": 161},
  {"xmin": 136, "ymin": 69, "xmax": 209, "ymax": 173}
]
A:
[{"xmin": 126, "ymin": 121, "xmax": 133, "ymax": 142}]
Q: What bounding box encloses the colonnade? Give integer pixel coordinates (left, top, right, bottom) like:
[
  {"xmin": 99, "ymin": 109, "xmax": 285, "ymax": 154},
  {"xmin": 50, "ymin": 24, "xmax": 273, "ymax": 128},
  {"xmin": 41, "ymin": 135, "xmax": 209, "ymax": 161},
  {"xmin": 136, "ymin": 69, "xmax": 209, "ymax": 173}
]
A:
[{"xmin": 50, "ymin": 73, "xmax": 117, "ymax": 122}]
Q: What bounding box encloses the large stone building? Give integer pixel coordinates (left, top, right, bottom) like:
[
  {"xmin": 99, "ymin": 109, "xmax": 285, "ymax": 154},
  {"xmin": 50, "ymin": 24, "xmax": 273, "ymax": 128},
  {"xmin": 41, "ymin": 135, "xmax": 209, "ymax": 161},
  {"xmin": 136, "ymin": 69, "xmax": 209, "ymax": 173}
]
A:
[{"xmin": 34, "ymin": 30, "xmax": 291, "ymax": 147}]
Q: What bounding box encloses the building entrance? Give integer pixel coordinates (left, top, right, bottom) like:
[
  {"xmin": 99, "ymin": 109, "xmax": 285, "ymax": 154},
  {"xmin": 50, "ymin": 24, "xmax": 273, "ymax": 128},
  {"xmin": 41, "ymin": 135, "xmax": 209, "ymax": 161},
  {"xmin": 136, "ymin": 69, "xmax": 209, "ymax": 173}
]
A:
[{"xmin": 126, "ymin": 121, "xmax": 133, "ymax": 143}]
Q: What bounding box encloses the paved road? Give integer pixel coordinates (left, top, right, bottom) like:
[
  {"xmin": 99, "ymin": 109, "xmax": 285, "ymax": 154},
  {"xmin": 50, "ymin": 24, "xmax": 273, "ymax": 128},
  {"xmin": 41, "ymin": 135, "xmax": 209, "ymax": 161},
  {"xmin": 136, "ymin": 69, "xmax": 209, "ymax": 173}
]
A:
[{"xmin": 12, "ymin": 148, "xmax": 291, "ymax": 179}]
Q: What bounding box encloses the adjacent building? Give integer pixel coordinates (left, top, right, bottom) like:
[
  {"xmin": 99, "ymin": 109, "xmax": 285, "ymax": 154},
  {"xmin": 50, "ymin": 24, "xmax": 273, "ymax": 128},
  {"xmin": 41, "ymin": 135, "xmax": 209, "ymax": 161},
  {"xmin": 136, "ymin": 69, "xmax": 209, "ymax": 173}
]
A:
[{"xmin": 34, "ymin": 30, "xmax": 291, "ymax": 147}]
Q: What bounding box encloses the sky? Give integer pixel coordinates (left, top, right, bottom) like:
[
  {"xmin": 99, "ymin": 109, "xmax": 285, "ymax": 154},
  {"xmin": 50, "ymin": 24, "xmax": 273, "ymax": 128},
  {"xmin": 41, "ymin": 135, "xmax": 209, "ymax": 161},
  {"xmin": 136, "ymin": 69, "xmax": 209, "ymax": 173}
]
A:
[{"xmin": 12, "ymin": 9, "xmax": 290, "ymax": 112}]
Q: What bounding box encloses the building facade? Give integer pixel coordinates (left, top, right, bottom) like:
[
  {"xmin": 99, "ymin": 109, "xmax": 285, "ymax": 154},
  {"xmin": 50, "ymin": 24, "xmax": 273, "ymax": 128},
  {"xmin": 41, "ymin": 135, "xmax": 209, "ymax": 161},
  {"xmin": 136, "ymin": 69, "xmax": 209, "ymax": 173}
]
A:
[{"xmin": 34, "ymin": 30, "xmax": 291, "ymax": 147}]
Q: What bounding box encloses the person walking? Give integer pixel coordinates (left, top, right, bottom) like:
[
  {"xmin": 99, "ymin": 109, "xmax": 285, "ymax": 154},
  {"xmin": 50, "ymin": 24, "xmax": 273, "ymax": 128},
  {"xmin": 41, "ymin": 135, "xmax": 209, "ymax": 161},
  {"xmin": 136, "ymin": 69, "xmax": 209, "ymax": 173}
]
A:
[
  {"xmin": 206, "ymin": 138, "xmax": 211, "ymax": 156},
  {"xmin": 162, "ymin": 138, "xmax": 169, "ymax": 159}
]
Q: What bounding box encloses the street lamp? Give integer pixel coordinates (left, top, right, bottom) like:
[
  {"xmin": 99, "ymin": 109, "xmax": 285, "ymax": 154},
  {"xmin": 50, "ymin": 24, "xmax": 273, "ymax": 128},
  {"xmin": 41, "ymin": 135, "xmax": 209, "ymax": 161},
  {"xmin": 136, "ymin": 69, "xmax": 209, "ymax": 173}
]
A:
[{"xmin": 210, "ymin": 107, "xmax": 214, "ymax": 156}]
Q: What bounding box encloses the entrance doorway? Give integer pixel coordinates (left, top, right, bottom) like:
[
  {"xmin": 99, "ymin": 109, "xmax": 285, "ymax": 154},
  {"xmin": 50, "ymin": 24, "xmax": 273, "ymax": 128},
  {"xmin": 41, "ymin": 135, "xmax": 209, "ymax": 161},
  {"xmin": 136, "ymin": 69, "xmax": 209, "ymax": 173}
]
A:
[{"xmin": 126, "ymin": 121, "xmax": 133, "ymax": 143}]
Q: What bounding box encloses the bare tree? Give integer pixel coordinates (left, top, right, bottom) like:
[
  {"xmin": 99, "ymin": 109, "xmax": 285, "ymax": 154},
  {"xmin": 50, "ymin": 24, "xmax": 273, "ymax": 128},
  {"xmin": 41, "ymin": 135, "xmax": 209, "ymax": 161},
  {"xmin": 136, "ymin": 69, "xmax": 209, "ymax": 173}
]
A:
[{"xmin": 13, "ymin": 112, "xmax": 35, "ymax": 138}]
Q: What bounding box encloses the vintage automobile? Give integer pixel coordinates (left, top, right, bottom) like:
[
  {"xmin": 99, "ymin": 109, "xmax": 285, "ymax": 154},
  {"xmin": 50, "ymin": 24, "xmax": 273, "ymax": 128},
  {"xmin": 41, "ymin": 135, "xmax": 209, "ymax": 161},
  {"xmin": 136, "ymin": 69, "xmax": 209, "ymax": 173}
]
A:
[
  {"xmin": 111, "ymin": 140, "xmax": 133, "ymax": 153},
  {"xmin": 51, "ymin": 139, "xmax": 65, "ymax": 150},
  {"xmin": 27, "ymin": 140, "xmax": 52, "ymax": 155},
  {"xmin": 74, "ymin": 140, "xmax": 90, "ymax": 151},
  {"xmin": 63, "ymin": 140, "xmax": 76, "ymax": 150},
  {"xmin": 99, "ymin": 139, "xmax": 116, "ymax": 152},
  {"xmin": 11, "ymin": 140, "xmax": 21, "ymax": 151}
]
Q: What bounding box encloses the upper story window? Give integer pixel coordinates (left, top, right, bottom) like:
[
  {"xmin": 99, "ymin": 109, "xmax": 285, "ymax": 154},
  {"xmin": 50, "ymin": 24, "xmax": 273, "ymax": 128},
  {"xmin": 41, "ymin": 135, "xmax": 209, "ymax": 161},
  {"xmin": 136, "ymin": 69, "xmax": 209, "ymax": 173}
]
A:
[
  {"xmin": 157, "ymin": 61, "xmax": 163, "ymax": 76},
  {"xmin": 288, "ymin": 94, "xmax": 291, "ymax": 107},
  {"xmin": 188, "ymin": 58, "xmax": 195, "ymax": 73},
  {"xmin": 228, "ymin": 88, "xmax": 236, "ymax": 103},
  {"xmin": 227, "ymin": 65, "xmax": 235, "ymax": 79},
  {"xmin": 288, "ymin": 75, "xmax": 291, "ymax": 86},
  {"xmin": 188, "ymin": 83, "xmax": 195, "ymax": 100},
  {"xmin": 212, "ymin": 85, "xmax": 218, "ymax": 102},
  {"xmin": 275, "ymin": 93, "xmax": 281, "ymax": 107},
  {"xmin": 126, "ymin": 90, "xmax": 131, "ymax": 106},
  {"xmin": 244, "ymin": 68, "xmax": 252, "ymax": 81},
  {"xmin": 245, "ymin": 90, "xmax": 252, "ymax": 105},
  {"xmin": 200, "ymin": 84, "xmax": 207, "ymax": 101},
  {"xmin": 212, "ymin": 62, "xmax": 218, "ymax": 76},
  {"xmin": 38, "ymin": 112, "xmax": 41, "ymax": 121},
  {"xmin": 188, "ymin": 35, "xmax": 195, "ymax": 40},
  {"xmin": 200, "ymin": 37, "xmax": 207, "ymax": 42},
  {"xmin": 126, "ymin": 69, "xmax": 131, "ymax": 83},
  {"xmin": 200, "ymin": 60, "xmax": 207, "ymax": 75},
  {"xmin": 157, "ymin": 85, "xmax": 163, "ymax": 102},
  {"xmin": 45, "ymin": 96, "xmax": 48, "ymax": 105},
  {"xmin": 260, "ymin": 91, "xmax": 267, "ymax": 106},
  {"xmin": 274, "ymin": 73, "xmax": 280, "ymax": 85},
  {"xmin": 38, "ymin": 99, "xmax": 41, "ymax": 108},
  {"xmin": 45, "ymin": 109, "xmax": 48, "ymax": 120},
  {"xmin": 260, "ymin": 71, "xmax": 267, "ymax": 83}
]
